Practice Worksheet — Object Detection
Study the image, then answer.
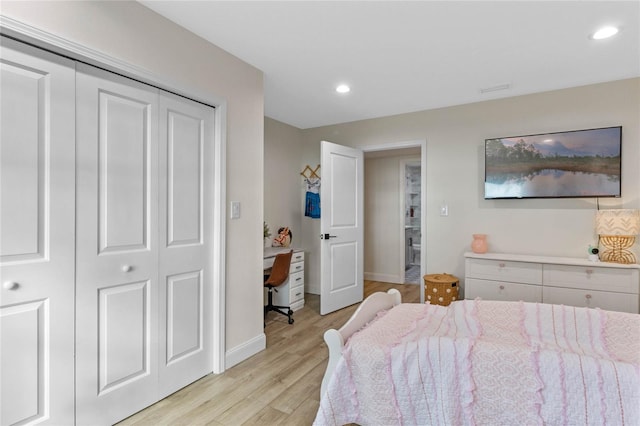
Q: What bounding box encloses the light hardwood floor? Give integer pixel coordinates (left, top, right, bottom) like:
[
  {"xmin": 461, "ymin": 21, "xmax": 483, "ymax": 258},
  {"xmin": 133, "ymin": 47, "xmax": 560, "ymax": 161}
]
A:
[{"xmin": 118, "ymin": 281, "xmax": 420, "ymax": 425}]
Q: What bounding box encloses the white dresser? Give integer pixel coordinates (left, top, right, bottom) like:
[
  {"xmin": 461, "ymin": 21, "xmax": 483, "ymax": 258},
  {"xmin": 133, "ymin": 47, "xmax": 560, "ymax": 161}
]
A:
[
  {"xmin": 264, "ymin": 248, "xmax": 305, "ymax": 311},
  {"xmin": 464, "ymin": 252, "xmax": 640, "ymax": 313}
]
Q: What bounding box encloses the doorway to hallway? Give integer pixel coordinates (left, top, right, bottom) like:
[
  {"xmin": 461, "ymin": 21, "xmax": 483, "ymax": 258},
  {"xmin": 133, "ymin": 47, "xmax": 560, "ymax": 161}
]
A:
[{"xmin": 362, "ymin": 142, "xmax": 425, "ymax": 297}]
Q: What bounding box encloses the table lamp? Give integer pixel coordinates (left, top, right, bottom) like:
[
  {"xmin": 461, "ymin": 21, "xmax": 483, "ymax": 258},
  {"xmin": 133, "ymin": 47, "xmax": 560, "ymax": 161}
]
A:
[{"xmin": 595, "ymin": 209, "xmax": 640, "ymax": 264}]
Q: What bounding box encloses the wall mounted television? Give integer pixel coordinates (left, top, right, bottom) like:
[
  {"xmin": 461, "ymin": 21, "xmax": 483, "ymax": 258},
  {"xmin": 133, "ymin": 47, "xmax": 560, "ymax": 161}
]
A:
[{"xmin": 484, "ymin": 126, "xmax": 621, "ymax": 199}]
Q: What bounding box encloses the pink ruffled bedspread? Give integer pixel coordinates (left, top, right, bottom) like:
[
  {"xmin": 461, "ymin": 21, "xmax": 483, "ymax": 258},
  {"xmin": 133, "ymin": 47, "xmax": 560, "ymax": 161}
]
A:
[{"xmin": 314, "ymin": 300, "xmax": 640, "ymax": 426}]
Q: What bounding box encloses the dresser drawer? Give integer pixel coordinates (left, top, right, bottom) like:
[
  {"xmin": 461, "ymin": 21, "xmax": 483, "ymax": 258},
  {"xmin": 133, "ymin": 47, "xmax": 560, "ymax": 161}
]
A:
[
  {"xmin": 466, "ymin": 258, "xmax": 542, "ymax": 285},
  {"xmin": 465, "ymin": 278, "xmax": 542, "ymax": 303},
  {"xmin": 543, "ymin": 264, "xmax": 639, "ymax": 294},
  {"xmin": 544, "ymin": 286, "xmax": 639, "ymax": 314}
]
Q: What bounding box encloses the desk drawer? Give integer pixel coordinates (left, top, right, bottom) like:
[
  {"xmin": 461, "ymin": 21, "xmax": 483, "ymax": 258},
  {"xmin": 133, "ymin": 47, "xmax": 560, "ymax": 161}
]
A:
[
  {"xmin": 270, "ymin": 271, "xmax": 304, "ymax": 306},
  {"xmin": 290, "ymin": 279, "xmax": 305, "ymax": 304},
  {"xmin": 289, "ymin": 260, "xmax": 304, "ymax": 274},
  {"xmin": 466, "ymin": 258, "xmax": 542, "ymax": 285},
  {"xmin": 289, "ymin": 270, "xmax": 304, "ymax": 289},
  {"xmin": 543, "ymin": 264, "xmax": 639, "ymax": 294},
  {"xmin": 292, "ymin": 251, "xmax": 305, "ymax": 263}
]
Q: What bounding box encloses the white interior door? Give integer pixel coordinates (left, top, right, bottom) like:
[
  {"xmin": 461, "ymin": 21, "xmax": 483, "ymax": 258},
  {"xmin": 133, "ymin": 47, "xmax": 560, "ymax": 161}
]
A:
[
  {"xmin": 75, "ymin": 63, "xmax": 160, "ymax": 425},
  {"xmin": 157, "ymin": 92, "xmax": 214, "ymax": 398},
  {"xmin": 0, "ymin": 38, "xmax": 76, "ymax": 426},
  {"xmin": 320, "ymin": 141, "xmax": 364, "ymax": 315}
]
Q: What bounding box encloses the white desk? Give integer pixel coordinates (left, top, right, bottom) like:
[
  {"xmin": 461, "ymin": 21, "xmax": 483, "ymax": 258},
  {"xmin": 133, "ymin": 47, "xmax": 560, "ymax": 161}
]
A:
[{"xmin": 264, "ymin": 247, "xmax": 305, "ymax": 311}]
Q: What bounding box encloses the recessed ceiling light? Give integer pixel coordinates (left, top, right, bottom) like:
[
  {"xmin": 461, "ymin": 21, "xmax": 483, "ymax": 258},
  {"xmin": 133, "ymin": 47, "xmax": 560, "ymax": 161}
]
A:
[
  {"xmin": 336, "ymin": 84, "xmax": 350, "ymax": 94},
  {"xmin": 591, "ymin": 26, "xmax": 619, "ymax": 40}
]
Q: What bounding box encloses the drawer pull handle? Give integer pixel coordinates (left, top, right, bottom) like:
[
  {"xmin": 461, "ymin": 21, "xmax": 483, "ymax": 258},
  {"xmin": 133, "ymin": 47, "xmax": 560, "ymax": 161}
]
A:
[
  {"xmin": 585, "ymin": 269, "xmax": 593, "ymax": 275},
  {"xmin": 295, "ymin": 292, "xmax": 302, "ymax": 296},
  {"xmin": 499, "ymin": 263, "xmax": 506, "ymax": 268},
  {"xmin": 499, "ymin": 285, "xmax": 505, "ymax": 290},
  {"xmin": 585, "ymin": 294, "xmax": 592, "ymax": 299},
  {"xmin": 296, "ymin": 277, "xmax": 302, "ymax": 281},
  {"xmin": 122, "ymin": 265, "xmax": 133, "ymax": 272}
]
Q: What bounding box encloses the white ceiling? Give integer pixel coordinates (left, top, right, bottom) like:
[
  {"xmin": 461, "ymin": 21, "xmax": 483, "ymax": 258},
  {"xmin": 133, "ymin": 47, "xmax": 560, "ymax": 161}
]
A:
[{"xmin": 139, "ymin": 1, "xmax": 640, "ymax": 129}]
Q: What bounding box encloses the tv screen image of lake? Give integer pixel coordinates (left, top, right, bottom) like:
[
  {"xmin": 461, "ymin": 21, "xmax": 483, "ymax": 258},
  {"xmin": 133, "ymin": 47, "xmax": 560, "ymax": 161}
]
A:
[{"xmin": 484, "ymin": 127, "xmax": 621, "ymax": 199}]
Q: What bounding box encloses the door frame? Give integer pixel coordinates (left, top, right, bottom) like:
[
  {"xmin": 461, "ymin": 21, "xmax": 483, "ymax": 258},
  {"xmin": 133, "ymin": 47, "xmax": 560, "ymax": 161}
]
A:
[
  {"xmin": 362, "ymin": 139, "xmax": 426, "ymax": 303},
  {"xmin": 1, "ymin": 17, "xmax": 227, "ymax": 373}
]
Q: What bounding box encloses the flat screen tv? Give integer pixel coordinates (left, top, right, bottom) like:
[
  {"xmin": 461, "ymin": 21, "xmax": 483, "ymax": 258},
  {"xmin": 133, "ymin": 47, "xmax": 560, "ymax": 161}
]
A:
[{"xmin": 484, "ymin": 126, "xmax": 622, "ymax": 199}]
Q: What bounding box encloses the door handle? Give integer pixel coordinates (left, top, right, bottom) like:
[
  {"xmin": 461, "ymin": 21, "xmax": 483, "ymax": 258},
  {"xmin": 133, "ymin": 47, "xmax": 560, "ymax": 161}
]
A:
[
  {"xmin": 3, "ymin": 281, "xmax": 19, "ymax": 291},
  {"xmin": 320, "ymin": 233, "xmax": 337, "ymax": 239}
]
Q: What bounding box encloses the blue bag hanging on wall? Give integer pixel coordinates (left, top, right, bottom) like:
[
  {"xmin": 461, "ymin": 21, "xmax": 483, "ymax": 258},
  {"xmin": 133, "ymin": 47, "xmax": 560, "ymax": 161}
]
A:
[{"xmin": 304, "ymin": 177, "xmax": 321, "ymax": 219}]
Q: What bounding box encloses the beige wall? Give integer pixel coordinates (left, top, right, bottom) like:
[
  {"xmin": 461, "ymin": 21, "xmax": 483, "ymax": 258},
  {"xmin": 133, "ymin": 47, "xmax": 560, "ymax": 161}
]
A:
[
  {"xmin": 264, "ymin": 118, "xmax": 304, "ymax": 245},
  {"xmin": 2, "ymin": 1, "xmax": 265, "ymax": 359},
  {"xmin": 300, "ymin": 78, "xmax": 640, "ymax": 293}
]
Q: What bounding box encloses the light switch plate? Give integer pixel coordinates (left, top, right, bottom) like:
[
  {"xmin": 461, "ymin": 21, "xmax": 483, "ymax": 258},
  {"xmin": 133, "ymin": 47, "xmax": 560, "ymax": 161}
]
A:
[
  {"xmin": 440, "ymin": 204, "xmax": 449, "ymax": 216},
  {"xmin": 231, "ymin": 201, "xmax": 241, "ymax": 219}
]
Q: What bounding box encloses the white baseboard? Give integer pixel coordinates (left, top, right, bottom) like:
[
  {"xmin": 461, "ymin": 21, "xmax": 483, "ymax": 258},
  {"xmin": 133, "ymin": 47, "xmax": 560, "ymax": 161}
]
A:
[
  {"xmin": 364, "ymin": 272, "xmax": 403, "ymax": 284},
  {"xmin": 225, "ymin": 333, "xmax": 266, "ymax": 369}
]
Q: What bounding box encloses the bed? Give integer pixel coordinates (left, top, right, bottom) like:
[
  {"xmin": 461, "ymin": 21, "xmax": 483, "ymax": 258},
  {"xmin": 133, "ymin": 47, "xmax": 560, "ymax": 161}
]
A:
[{"xmin": 314, "ymin": 290, "xmax": 640, "ymax": 425}]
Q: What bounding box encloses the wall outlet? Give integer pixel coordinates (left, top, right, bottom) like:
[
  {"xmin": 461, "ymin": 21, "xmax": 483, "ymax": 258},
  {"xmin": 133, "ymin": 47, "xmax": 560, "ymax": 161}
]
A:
[{"xmin": 440, "ymin": 204, "xmax": 449, "ymax": 216}]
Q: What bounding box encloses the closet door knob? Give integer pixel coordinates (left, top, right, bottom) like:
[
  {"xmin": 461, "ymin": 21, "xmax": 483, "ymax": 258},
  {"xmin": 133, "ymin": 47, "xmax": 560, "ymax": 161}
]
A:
[
  {"xmin": 3, "ymin": 281, "xmax": 19, "ymax": 290},
  {"xmin": 121, "ymin": 265, "xmax": 133, "ymax": 273}
]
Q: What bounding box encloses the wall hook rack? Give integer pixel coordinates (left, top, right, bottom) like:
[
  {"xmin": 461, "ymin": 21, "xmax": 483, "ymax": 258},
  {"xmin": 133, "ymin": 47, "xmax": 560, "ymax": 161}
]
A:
[{"xmin": 300, "ymin": 164, "xmax": 320, "ymax": 179}]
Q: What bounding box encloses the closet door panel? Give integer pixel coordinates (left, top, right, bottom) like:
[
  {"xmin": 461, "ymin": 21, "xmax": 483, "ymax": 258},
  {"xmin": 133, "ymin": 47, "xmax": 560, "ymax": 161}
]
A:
[
  {"xmin": 98, "ymin": 281, "xmax": 150, "ymax": 391},
  {"xmin": 0, "ymin": 62, "xmax": 41, "ymax": 259},
  {"xmin": 0, "ymin": 301, "xmax": 45, "ymax": 425},
  {"xmin": 0, "ymin": 38, "xmax": 75, "ymax": 426},
  {"xmin": 158, "ymin": 92, "xmax": 214, "ymax": 398},
  {"xmin": 99, "ymin": 92, "xmax": 151, "ymax": 252},
  {"xmin": 75, "ymin": 63, "xmax": 159, "ymax": 426},
  {"xmin": 166, "ymin": 271, "xmax": 202, "ymax": 361},
  {"xmin": 167, "ymin": 111, "xmax": 202, "ymax": 245}
]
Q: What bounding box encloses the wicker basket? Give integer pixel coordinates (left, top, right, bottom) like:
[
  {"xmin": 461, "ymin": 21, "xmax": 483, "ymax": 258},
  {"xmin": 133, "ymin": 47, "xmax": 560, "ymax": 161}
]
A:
[{"xmin": 424, "ymin": 273, "xmax": 459, "ymax": 306}]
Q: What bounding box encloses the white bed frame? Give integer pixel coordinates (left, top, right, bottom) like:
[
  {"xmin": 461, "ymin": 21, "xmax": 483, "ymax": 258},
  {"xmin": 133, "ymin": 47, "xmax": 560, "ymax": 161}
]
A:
[{"xmin": 320, "ymin": 289, "xmax": 402, "ymax": 396}]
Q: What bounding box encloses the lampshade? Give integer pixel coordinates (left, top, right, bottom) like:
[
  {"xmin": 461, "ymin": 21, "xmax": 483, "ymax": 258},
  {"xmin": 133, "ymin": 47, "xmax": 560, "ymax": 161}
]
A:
[{"xmin": 595, "ymin": 209, "xmax": 640, "ymax": 236}]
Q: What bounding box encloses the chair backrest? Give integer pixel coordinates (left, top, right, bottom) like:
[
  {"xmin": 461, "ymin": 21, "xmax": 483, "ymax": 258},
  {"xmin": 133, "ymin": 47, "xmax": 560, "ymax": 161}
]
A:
[{"xmin": 265, "ymin": 250, "xmax": 293, "ymax": 287}]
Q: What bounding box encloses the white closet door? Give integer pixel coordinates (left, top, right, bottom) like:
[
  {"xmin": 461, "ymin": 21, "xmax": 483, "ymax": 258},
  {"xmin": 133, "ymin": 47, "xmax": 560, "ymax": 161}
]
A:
[
  {"xmin": 75, "ymin": 64, "xmax": 159, "ymax": 425},
  {"xmin": 0, "ymin": 38, "xmax": 75, "ymax": 425},
  {"xmin": 157, "ymin": 93, "xmax": 214, "ymax": 398}
]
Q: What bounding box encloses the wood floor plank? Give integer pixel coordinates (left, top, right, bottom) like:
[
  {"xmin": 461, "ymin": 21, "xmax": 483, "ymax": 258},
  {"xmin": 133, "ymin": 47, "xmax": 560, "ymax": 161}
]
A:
[
  {"xmin": 242, "ymin": 405, "xmax": 289, "ymax": 425},
  {"xmin": 117, "ymin": 281, "xmax": 419, "ymax": 425}
]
